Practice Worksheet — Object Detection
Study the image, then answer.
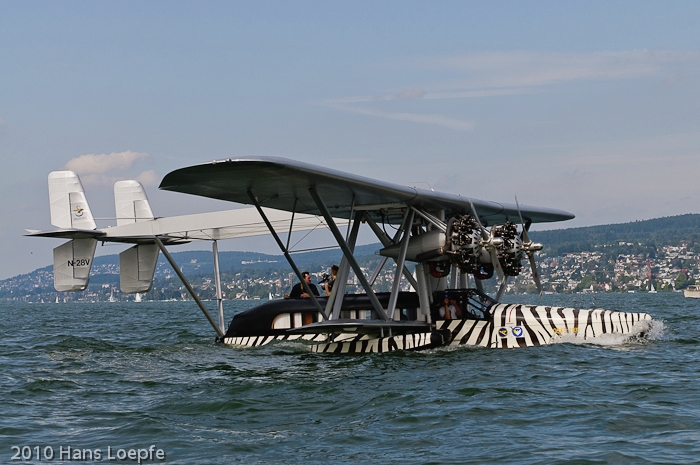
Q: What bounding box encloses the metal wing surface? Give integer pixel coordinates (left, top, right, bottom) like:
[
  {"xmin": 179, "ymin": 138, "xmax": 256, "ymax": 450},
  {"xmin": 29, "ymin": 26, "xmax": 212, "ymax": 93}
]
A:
[
  {"xmin": 26, "ymin": 208, "xmax": 346, "ymax": 244},
  {"xmin": 159, "ymin": 157, "xmax": 574, "ymax": 226}
]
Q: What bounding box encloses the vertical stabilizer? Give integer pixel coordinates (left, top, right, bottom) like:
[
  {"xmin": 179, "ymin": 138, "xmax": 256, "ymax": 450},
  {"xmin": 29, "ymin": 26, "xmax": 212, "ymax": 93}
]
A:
[
  {"xmin": 119, "ymin": 243, "xmax": 159, "ymax": 293},
  {"xmin": 48, "ymin": 171, "xmax": 96, "ymax": 230},
  {"xmin": 53, "ymin": 238, "xmax": 98, "ymax": 291},
  {"xmin": 114, "ymin": 180, "xmax": 154, "ymax": 226}
]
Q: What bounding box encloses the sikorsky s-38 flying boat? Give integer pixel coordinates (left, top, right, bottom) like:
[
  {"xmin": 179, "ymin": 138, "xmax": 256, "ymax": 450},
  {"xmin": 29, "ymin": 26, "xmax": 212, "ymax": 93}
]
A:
[{"xmin": 27, "ymin": 157, "xmax": 652, "ymax": 353}]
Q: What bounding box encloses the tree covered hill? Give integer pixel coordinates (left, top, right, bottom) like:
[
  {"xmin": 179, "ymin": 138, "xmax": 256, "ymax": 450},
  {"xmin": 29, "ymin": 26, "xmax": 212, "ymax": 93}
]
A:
[{"xmin": 530, "ymin": 214, "xmax": 700, "ymax": 257}]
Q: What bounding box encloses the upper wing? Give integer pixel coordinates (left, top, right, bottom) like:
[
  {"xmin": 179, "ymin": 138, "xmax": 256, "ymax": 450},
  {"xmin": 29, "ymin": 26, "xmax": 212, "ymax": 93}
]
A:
[{"xmin": 159, "ymin": 156, "xmax": 574, "ymax": 226}]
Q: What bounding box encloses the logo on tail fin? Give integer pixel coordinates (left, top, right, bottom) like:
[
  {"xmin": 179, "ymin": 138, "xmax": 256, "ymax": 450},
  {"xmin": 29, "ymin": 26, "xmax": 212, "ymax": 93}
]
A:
[{"xmin": 73, "ymin": 205, "xmax": 85, "ymax": 218}]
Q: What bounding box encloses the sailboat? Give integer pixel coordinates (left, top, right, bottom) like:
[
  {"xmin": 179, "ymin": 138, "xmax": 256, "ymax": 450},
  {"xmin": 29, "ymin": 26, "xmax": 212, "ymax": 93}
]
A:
[{"xmin": 649, "ymin": 283, "xmax": 657, "ymax": 294}]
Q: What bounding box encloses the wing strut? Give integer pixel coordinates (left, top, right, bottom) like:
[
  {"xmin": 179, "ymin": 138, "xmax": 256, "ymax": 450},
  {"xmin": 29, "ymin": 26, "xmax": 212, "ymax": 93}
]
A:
[
  {"xmin": 212, "ymin": 239, "xmax": 225, "ymax": 332},
  {"xmin": 411, "ymin": 207, "xmax": 447, "ymax": 232},
  {"xmin": 329, "ymin": 212, "xmax": 362, "ymax": 320},
  {"xmin": 247, "ymin": 190, "xmax": 328, "ymax": 320},
  {"xmin": 362, "ymin": 213, "xmax": 418, "ymax": 290},
  {"xmin": 154, "ymin": 236, "xmax": 225, "ymax": 338},
  {"xmin": 308, "ymin": 187, "xmax": 390, "ymax": 321},
  {"xmin": 387, "ymin": 208, "xmax": 415, "ymax": 319},
  {"xmin": 495, "ymin": 276, "xmax": 509, "ymax": 302},
  {"xmin": 285, "ymin": 198, "xmax": 297, "ymax": 251},
  {"xmin": 369, "ymin": 256, "xmax": 389, "ymax": 286}
]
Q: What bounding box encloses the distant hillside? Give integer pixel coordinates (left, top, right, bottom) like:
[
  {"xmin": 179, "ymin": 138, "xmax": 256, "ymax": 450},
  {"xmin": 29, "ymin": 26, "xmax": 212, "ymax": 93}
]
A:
[
  {"xmin": 530, "ymin": 214, "xmax": 700, "ymax": 256},
  {"xmin": 11, "ymin": 213, "xmax": 700, "ymax": 279},
  {"xmin": 0, "ymin": 244, "xmax": 386, "ymax": 301},
  {"xmin": 5, "ymin": 213, "xmax": 700, "ymax": 300},
  {"xmin": 34, "ymin": 244, "xmax": 380, "ymax": 274}
]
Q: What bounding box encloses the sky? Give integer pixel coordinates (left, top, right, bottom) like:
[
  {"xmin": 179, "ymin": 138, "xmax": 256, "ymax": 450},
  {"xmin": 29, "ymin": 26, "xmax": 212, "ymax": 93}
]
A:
[{"xmin": 2, "ymin": 1, "xmax": 700, "ymax": 280}]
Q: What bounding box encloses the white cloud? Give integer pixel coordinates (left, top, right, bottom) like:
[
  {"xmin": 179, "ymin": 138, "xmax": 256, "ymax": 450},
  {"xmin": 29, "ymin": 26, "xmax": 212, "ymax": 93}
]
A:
[
  {"xmin": 326, "ymin": 87, "xmax": 534, "ymax": 104},
  {"xmin": 420, "ymin": 50, "xmax": 700, "ymax": 90},
  {"xmin": 62, "ymin": 150, "xmax": 153, "ymax": 187},
  {"xmin": 329, "ymin": 104, "xmax": 474, "ymax": 131},
  {"xmin": 64, "ymin": 150, "xmax": 148, "ymax": 175},
  {"xmin": 323, "ymin": 49, "xmax": 700, "ymax": 130},
  {"xmin": 135, "ymin": 170, "xmax": 159, "ymax": 187}
]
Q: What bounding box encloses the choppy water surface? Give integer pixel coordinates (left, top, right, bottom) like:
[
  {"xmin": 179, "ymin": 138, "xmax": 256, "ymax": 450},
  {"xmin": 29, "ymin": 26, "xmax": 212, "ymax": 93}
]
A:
[{"xmin": 2, "ymin": 293, "xmax": 700, "ymax": 464}]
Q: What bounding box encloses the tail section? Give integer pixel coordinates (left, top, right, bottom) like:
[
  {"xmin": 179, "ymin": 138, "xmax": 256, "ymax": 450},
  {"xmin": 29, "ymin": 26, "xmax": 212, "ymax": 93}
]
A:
[
  {"xmin": 114, "ymin": 180, "xmax": 154, "ymax": 226},
  {"xmin": 48, "ymin": 171, "xmax": 96, "ymax": 230},
  {"xmin": 53, "ymin": 238, "xmax": 97, "ymax": 291},
  {"xmin": 119, "ymin": 243, "xmax": 159, "ymax": 293},
  {"xmin": 48, "ymin": 171, "xmax": 98, "ymax": 291},
  {"xmin": 114, "ymin": 180, "xmax": 159, "ymax": 293}
]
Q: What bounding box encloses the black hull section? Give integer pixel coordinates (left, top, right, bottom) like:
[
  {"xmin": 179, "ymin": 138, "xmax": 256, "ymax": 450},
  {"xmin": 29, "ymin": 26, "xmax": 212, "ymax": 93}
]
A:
[{"xmin": 222, "ymin": 292, "xmax": 421, "ymax": 340}]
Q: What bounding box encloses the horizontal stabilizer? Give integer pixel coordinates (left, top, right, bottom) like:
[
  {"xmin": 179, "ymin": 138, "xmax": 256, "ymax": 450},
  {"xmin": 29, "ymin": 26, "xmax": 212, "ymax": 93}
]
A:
[
  {"xmin": 103, "ymin": 207, "xmax": 348, "ymax": 242},
  {"xmin": 114, "ymin": 180, "xmax": 155, "ymax": 226},
  {"xmin": 48, "ymin": 171, "xmax": 96, "ymax": 230},
  {"xmin": 53, "ymin": 238, "xmax": 97, "ymax": 292},
  {"xmin": 120, "ymin": 243, "xmax": 159, "ymax": 293}
]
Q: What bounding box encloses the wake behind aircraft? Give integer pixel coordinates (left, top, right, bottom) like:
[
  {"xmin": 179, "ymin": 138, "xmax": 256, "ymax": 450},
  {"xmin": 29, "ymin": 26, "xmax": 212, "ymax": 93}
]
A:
[{"xmin": 27, "ymin": 157, "xmax": 652, "ymax": 353}]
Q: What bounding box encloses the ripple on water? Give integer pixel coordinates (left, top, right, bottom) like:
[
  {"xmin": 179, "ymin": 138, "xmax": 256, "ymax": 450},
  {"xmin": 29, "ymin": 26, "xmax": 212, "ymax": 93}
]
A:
[{"xmin": 3, "ymin": 296, "xmax": 700, "ymax": 464}]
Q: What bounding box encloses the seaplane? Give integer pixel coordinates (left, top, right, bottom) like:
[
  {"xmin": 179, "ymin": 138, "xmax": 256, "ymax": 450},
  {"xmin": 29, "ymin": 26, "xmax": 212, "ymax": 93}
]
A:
[{"xmin": 26, "ymin": 157, "xmax": 652, "ymax": 353}]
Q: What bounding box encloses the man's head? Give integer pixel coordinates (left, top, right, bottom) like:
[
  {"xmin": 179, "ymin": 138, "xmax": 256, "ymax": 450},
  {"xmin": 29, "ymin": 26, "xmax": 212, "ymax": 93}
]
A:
[{"xmin": 302, "ymin": 271, "xmax": 312, "ymax": 283}]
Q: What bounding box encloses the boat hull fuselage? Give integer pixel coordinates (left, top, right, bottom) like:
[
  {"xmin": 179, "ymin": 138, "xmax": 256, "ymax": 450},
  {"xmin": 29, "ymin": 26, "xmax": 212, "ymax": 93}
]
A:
[{"xmin": 221, "ymin": 290, "xmax": 653, "ymax": 353}]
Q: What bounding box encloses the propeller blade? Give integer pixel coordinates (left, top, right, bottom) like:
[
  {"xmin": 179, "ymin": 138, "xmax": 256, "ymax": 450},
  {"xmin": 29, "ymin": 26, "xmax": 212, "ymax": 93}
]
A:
[
  {"xmin": 469, "ymin": 199, "xmax": 489, "ymax": 240},
  {"xmin": 517, "ymin": 195, "xmax": 542, "ymax": 295},
  {"xmin": 472, "ymin": 198, "xmax": 501, "ymax": 268},
  {"xmin": 490, "ymin": 248, "xmax": 504, "ymax": 281},
  {"xmin": 515, "ymin": 195, "xmax": 531, "ymax": 244},
  {"xmin": 528, "ymin": 253, "xmax": 542, "ymax": 296}
]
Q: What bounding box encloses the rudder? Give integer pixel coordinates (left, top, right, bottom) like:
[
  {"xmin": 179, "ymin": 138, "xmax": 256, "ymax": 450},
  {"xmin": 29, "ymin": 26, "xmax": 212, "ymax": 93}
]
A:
[
  {"xmin": 119, "ymin": 243, "xmax": 159, "ymax": 293},
  {"xmin": 48, "ymin": 171, "xmax": 96, "ymax": 230},
  {"xmin": 114, "ymin": 180, "xmax": 154, "ymax": 226},
  {"xmin": 53, "ymin": 238, "xmax": 98, "ymax": 291}
]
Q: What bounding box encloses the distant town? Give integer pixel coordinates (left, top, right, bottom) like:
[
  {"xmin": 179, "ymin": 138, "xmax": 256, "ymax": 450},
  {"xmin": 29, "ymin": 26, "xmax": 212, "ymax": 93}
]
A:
[{"xmin": 3, "ymin": 214, "xmax": 700, "ymax": 302}]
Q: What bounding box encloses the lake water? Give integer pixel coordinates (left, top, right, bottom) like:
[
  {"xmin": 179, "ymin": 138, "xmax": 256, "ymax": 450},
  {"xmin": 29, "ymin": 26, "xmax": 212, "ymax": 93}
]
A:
[{"xmin": 2, "ymin": 292, "xmax": 699, "ymax": 464}]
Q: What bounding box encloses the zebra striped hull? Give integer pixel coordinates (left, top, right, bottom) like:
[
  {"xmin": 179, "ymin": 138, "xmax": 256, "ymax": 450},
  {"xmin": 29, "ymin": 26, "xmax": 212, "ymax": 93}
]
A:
[
  {"xmin": 437, "ymin": 304, "xmax": 653, "ymax": 349},
  {"xmin": 222, "ymin": 304, "xmax": 652, "ymax": 353},
  {"xmin": 223, "ymin": 332, "xmax": 435, "ymax": 353},
  {"xmin": 223, "ymin": 333, "xmax": 328, "ymax": 348},
  {"xmin": 311, "ymin": 332, "xmax": 434, "ymax": 354}
]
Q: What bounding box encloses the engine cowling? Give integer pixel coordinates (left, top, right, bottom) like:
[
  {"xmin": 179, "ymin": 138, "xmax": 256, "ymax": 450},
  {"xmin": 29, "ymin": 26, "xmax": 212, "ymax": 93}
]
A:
[{"xmin": 378, "ymin": 215, "xmax": 539, "ymax": 282}]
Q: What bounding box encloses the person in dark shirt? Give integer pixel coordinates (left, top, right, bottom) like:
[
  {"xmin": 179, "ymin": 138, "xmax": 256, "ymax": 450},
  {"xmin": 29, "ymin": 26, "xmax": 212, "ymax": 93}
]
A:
[{"xmin": 289, "ymin": 271, "xmax": 320, "ymax": 298}]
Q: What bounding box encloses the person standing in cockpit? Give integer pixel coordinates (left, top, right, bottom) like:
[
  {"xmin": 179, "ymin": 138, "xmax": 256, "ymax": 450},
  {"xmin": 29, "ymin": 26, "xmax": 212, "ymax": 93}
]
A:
[{"xmin": 289, "ymin": 271, "xmax": 320, "ymax": 298}]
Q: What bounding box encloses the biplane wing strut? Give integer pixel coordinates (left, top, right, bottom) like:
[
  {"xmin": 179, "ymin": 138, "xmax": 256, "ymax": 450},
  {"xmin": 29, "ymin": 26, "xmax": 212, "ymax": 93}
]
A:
[{"xmin": 309, "ymin": 186, "xmax": 391, "ymax": 321}]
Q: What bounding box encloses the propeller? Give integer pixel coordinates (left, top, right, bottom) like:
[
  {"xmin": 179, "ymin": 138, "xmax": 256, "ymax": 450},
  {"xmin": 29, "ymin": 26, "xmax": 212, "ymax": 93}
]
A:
[
  {"xmin": 469, "ymin": 200, "xmax": 505, "ymax": 281},
  {"xmin": 515, "ymin": 196, "xmax": 544, "ymax": 295}
]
